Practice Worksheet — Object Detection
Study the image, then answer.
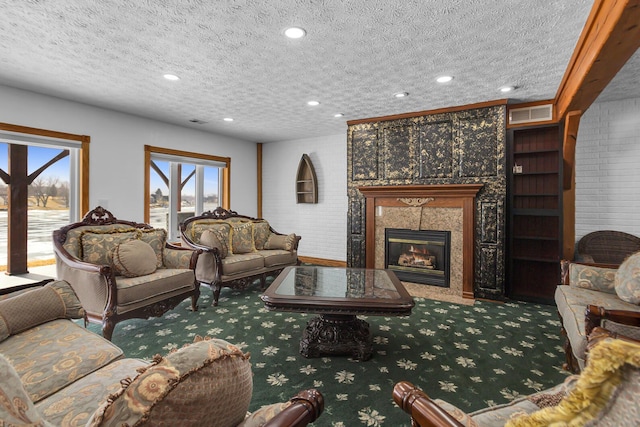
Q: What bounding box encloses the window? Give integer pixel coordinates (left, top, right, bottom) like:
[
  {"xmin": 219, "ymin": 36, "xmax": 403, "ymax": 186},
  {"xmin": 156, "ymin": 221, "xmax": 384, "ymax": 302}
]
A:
[
  {"xmin": 144, "ymin": 146, "xmax": 230, "ymax": 241},
  {"xmin": 0, "ymin": 123, "xmax": 89, "ymax": 273}
]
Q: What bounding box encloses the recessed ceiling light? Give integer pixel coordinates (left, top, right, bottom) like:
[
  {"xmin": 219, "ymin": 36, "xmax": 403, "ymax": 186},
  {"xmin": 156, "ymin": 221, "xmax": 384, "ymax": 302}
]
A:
[
  {"xmin": 307, "ymin": 101, "xmax": 320, "ymax": 106},
  {"xmin": 223, "ymin": 117, "xmax": 234, "ymax": 122},
  {"xmin": 163, "ymin": 74, "xmax": 180, "ymax": 81},
  {"xmin": 500, "ymin": 86, "xmax": 515, "ymax": 93},
  {"xmin": 334, "ymin": 113, "xmax": 344, "ymax": 118},
  {"xmin": 284, "ymin": 27, "xmax": 306, "ymax": 39},
  {"xmin": 394, "ymin": 92, "xmax": 409, "ymax": 98},
  {"xmin": 436, "ymin": 75, "xmax": 453, "ymax": 83}
]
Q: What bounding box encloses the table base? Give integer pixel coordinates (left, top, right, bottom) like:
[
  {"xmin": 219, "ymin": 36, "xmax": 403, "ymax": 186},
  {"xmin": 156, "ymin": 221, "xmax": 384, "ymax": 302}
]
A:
[{"xmin": 300, "ymin": 314, "xmax": 373, "ymax": 361}]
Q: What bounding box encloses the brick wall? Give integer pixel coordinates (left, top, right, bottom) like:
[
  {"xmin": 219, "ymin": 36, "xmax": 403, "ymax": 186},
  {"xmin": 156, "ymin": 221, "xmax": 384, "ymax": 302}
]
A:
[
  {"xmin": 262, "ymin": 134, "xmax": 348, "ymax": 262},
  {"xmin": 575, "ymin": 97, "xmax": 640, "ymax": 241}
]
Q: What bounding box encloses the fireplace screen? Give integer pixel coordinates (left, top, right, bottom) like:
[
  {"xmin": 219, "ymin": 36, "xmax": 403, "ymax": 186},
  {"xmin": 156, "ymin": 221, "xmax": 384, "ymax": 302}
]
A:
[{"xmin": 384, "ymin": 228, "xmax": 451, "ymax": 288}]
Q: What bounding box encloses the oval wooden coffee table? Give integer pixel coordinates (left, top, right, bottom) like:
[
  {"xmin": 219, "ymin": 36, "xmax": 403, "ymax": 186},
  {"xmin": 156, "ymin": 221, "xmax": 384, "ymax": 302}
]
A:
[{"xmin": 261, "ymin": 266, "xmax": 415, "ymax": 361}]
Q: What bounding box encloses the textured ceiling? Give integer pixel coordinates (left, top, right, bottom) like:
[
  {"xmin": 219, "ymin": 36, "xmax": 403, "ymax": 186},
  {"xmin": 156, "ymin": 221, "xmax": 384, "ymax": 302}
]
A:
[{"xmin": 0, "ymin": 0, "xmax": 634, "ymax": 143}]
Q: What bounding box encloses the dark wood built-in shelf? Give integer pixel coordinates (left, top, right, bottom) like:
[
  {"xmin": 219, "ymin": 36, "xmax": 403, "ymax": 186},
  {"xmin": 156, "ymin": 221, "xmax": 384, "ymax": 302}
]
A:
[
  {"xmin": 296, "ymin": 154, "xmax": 318, "ymax": 204},
  {"xmin": 508, "ymin": 125, "xmax": 563, "ymax": 304}
]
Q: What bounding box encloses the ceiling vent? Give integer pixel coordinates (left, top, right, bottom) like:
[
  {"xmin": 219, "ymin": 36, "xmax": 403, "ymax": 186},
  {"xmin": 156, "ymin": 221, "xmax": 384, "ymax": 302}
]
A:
[
  {"xmin": 508, "ymin": 104, "xmax": 553, "ymax": 125},
  {"xmin": 189, "ymin": 119, "xmax": 208, "ymax": 124}
]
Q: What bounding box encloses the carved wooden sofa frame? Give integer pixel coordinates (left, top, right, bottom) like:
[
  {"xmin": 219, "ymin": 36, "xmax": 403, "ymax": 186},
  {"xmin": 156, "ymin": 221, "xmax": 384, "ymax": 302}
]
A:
[
  {"xmin": 180, "ymin": 207, "xmax": 301, "ymax": 306},
  {"xmin": 53, "ymin": 206, "xmax": 201, "ymax": 340}
]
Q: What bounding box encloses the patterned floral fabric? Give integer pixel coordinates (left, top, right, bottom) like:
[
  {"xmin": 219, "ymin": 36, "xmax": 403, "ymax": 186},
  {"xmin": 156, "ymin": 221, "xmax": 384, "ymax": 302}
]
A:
[
  {"xmin": 0, "ymin": 354, "xmax": 54, "ymax": 427},
  {"xmin": 231, "ymin": 222, "xmax": 255, "ymax": 254},
  {"xmin": 35, "ymin": 358, "xmax": 147, "ymax": 426},
  {"xmin": 614, "ymin": 251, "xmax": 640, "ymax": 305},
  {"xmin": 62, "ymin": 224, "xmax": 136, "ymax": 259},
  {"xmin": 433, "ymin": 399, "xmax": 479, "ymax": 426},
  {"xmin": 87, "ymin": 338, "xmax": 253, "ymax": 427},
  {"xmin": 189, "ymin": 220, "xmax": 231, "ymax": 244},
  {"xmin": 0, "ymin": 280, "xmax": 84, "ymax": 342},
  {"xmin": 569, "ymin": 263, "xmax": 617, "ymax": 294},
  {"xmin": 0, "ymin": 319, "xmax": 123, "ymax": 403},
  {"xmin": 252, "ymin": 221, "xmax": 271, "ymax": 250},
  {"xmin": 80, "ymin": 229, "xmax": 141, "ymax": 266},
  {"xmin": 162, "ymin": 248, "xmax": 195, "ymax": 269},
  {"xmin": 139, "ymin": 228, "xmax": 167, "ymax": 268}
]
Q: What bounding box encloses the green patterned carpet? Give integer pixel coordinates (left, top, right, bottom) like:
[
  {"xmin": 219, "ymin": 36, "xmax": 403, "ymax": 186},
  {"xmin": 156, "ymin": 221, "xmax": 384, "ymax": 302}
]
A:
[{"xmin": 86, "ymin": 284, "xmax": 569, "ymax": 427}]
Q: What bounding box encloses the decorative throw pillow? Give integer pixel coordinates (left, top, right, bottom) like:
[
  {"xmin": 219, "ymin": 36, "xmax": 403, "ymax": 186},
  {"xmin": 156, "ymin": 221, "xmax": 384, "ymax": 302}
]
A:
[
  {"xmin": 200, "ymin": 229, "xmax": 229, "ymax": 258},
  {"xmin": 252, "ymin": 221, "xmax": 271, "ymax": 250},
  {"xmin": 111, "ymin": 240, "xmax": 158, "ymax": 278},
  {"xmin": 231, "ymin": 222, "xmax": 255, "ymax": 254},
  {"xmin": 614, "ymin": 252, "xmax": 640, "ymax": 304},
  {"xmin": 138, "ymin": 228, "xmax": 167, "ymax": 268},
  {"xmin": 86, "ymin": 337, "xmax": 253, "ymax": 427},
  {"xmin": 0, "ymin": 354, "xmax": 54, "ymax": 427},
  {"xmin": 0, "ymin": 280, "xmax": 84, "ymax": 342},
  {"xmin": 264, "ymin": 233, "xmax": 297, "ymax": 251},
  {"xmin": 81, "ymin": 230, "xmax": 141, "ymax": 266},
  {"xmin": 570, "ymin": 263, "xmax": 617, "ymax": 294}
]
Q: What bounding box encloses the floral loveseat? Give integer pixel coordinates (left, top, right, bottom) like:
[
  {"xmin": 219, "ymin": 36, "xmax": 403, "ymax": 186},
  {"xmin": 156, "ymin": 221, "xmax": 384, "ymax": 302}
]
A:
[
  {"xmin": 180, "ymin": 207, "xmax": 301, "ymax": 306},
  {"xmin": 0, "ymin": 280, "xmax": 324, "ymax": 426},
  {"xmin": 555, "ymin": 251, "xmax": 640, "ymax": 372}
]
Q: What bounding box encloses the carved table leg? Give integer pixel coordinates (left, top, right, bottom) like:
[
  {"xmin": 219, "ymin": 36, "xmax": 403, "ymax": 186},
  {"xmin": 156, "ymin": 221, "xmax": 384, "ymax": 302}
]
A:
[{"xmin": 300, "ymin": 314, "xmax": 373, "ymax": 361}]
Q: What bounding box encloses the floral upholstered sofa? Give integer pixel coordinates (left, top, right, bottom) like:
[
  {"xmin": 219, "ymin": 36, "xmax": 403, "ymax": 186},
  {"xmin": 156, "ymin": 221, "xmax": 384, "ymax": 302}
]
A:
[
  {"xmin": 555, "ymin": 251, "xmax": 640, "ymax": 372},
  {"xmin": 0, "ymin": 280, "xmax": 324, "ymax": 426},
  {"xmin": 180, "ymin": 207, "xmax": 301, "ymax": 306}
]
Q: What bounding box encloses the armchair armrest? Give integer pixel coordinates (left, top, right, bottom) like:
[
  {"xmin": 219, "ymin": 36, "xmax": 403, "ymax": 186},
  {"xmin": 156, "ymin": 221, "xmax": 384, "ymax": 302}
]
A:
[
  {"xmin": 262, "ymin": 389, "xmax": 324, "ymax": 427},
  {"xmin": 162, "ymin": 244, "xmax": 201, "ymax": 270},
  {"xmin": 585, "ymin": 304, "xmax": 640, "ymax": 337},
  {"xmin": 392, "ymin": 381, "xmax": 464, "ymax": 427}
]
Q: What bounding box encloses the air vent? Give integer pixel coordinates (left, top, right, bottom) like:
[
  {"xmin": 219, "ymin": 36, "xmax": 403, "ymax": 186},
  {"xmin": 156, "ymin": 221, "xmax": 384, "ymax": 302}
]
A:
[
  {"xmin": 509, "ymin": 104, "xmax": 553, "ymax": 125},
  {"xmin": 189, "ymin": 119, "xmax": 208, "ymax": 125}
]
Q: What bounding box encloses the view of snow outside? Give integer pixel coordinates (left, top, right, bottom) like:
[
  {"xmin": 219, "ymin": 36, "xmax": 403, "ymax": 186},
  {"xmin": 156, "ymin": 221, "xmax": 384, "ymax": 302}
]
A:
[{"xmin": 0, "ymin": 143, "xmax": 219, "ymax": 268}]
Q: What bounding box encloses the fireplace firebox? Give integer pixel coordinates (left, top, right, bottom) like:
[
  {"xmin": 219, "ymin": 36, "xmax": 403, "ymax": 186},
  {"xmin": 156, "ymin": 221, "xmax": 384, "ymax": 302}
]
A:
[{"xmin": 384, "ymin": 228, "xmax": 451, "ymax": 288}]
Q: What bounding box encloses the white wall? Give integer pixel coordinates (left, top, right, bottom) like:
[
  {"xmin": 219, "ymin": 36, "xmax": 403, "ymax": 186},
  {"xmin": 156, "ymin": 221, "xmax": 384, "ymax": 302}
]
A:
[
  {"xmin": 262, "ymin": 134, "xmax": 348, "ymax": 262},
  {"xmin": 575, "ymin": 96, "xmax": 640, "ymax": 240},
  {"xmin": 0, "ymin": 85, "xmax": 258, "ymax": 221}
]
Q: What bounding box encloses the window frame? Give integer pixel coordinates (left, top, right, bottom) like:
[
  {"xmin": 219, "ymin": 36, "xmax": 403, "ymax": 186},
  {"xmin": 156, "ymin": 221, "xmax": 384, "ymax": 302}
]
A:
[{"xmin": 144, "ymin": 145, "xmax": 230, "ymax": 235}]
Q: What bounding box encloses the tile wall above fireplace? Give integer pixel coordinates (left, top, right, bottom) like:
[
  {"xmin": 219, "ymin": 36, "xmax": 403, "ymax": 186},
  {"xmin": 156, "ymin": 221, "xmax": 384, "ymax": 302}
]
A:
[{"xmin": 346, "ymin": 102, "xmax": 507, "ymax": 300}]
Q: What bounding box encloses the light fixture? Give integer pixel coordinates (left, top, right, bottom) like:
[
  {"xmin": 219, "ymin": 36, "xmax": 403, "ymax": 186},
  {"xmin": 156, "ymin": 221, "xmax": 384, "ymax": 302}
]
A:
[
  {"xmin": 284, "ymin": 27, "xmax": 306, "ymax": 39},
  {"xmin": 394, "ymin": 92, "xmax": 409, "ymax": 98},
  {"xmin": 307, "ymin": 100, "xmax": 320, "ymax": 106},
  {"xmin": 223, "ymin": 117, "xmax": 234, "ymax": 122},
  {"xmin": 436, "ymin": 75, "xmax": 453, "ymax": 83},
  {"xmin": 500, "ymin": 86, "xmax": 515, "ymax": 93},
  {"xmin": 163, "ymin": 74, "xmax": 180, "ymax": 81},
  {"xmin": 334, "ymin": 113, "xmax": 344, "ymax": 118}
]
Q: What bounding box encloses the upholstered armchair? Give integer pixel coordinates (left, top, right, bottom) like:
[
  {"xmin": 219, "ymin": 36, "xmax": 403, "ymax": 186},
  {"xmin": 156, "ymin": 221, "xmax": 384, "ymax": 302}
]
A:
[
  {"xmin": 53, "ymin": 206, "xmax": 201, "ymax": 340},
  {"xmin": 556, "ymin": 253, "xmax": 640, "ymax": 372},
  {"xmin": 392, "ymin": 328, "xmax": 640, "ymax": 426}
]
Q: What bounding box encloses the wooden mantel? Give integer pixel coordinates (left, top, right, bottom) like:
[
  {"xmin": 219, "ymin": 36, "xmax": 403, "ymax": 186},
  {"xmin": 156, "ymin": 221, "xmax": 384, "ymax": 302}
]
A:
[{"xmin": 358, "ymin": 184, "xmax": 483, "ymax": 300}]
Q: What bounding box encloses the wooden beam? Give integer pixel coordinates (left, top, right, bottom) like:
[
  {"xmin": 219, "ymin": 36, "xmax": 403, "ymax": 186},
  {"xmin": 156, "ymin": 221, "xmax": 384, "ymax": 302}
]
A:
[
  {"xmin": 562, "ymin": 111, "xmax": 582, "ymax": 259},
  {"xmin": 257, "ymin": 143, "xmax": 263, "ymax": 218},
  {"xmin": 555, "ymin": 0, "xmax": 640, "ymax": 119},
  {"xmin": 7, "ymin": 144, "xmax": 28, "ymax": 274}
]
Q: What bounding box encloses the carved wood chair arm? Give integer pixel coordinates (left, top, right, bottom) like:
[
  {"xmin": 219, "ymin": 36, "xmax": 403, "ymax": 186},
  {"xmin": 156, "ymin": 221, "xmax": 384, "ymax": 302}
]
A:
[
  {"xmin": 263, "ymin": 388, "xmax": 324, "ymax": 427},
  {"xmin": 585, "ymin": 304, "xmax": 640, "ymax": 336},
  {"xmin": 392, "ymin": 381, "xmax": 464, "ymax": 427}
]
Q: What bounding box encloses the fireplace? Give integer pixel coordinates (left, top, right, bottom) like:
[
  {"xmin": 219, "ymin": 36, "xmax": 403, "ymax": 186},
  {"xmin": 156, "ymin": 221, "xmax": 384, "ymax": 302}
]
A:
[{"xmin": 385, "ymin": 228, "xmax": 451, "ymax": 288}]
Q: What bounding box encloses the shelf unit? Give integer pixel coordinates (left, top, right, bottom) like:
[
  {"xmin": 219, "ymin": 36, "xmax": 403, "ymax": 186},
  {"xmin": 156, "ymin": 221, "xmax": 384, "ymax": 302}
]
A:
[
  {"xmin": 508, "ymin": 125, "xmax": 563, "ymax": 303},
  {"xmin": 296, "ymin": 154, "xmax": 318, "ymax": 204}
]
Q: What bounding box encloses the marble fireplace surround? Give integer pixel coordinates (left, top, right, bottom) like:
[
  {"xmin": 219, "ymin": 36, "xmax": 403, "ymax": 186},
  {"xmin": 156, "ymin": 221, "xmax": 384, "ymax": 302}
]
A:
[{"xmin": 359, "ymin": 184, "xmax": 482, "ymax": 301}]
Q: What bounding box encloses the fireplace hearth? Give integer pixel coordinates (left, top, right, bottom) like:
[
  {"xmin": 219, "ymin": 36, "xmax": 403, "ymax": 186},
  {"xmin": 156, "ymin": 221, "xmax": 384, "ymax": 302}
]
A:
[{"xmin": 385, "ymin": 228, "xmax": 451, "ymax": 288}]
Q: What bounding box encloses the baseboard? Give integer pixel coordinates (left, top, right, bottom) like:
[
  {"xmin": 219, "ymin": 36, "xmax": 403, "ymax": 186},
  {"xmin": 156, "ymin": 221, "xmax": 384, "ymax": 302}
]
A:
[{"xmin": 298, "ymin": 256, "xmax": 347, "ymax": 267}]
